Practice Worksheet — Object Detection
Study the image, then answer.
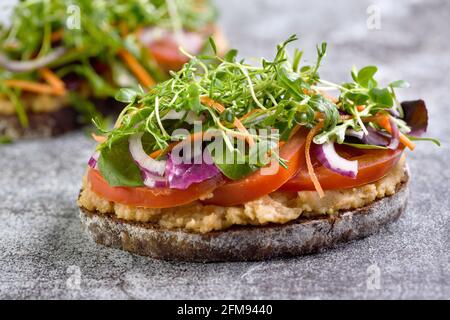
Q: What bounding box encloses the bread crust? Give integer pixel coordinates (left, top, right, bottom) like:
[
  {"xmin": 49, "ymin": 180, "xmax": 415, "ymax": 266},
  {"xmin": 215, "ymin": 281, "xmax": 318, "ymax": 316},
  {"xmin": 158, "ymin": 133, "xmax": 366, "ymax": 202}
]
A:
[{"xmin": 79, "ymin": 169, "xmax": 409, "ymax": 262}]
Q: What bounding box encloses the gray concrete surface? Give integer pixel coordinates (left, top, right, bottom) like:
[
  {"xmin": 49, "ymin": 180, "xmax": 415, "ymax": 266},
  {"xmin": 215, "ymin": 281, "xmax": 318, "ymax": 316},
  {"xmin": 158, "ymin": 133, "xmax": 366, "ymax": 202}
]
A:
[{"xmin": 0, "ymin": 0, "xmax": 449, "ymax": 299}]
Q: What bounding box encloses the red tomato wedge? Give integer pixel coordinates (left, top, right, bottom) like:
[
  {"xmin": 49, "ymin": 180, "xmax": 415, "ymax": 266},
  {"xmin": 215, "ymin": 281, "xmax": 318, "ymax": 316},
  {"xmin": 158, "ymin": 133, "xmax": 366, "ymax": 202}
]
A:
[
  {"xmin": 142, "ymin": 30, "xmax": 205, "ymax": 72},
  {"xmin": 202, "ymin": 128, "xmax": 308, "ymax": 206},
  {"xmin": 281, "ymin": 145, "xmax": 405, "ymax": 191},
  {"xmin": 148, "ymin": 40, "xmax": 189, "ymax": 72},
  {"xmin": 88, "ymin": 168, "xmax": 223, "ymax": 209}
]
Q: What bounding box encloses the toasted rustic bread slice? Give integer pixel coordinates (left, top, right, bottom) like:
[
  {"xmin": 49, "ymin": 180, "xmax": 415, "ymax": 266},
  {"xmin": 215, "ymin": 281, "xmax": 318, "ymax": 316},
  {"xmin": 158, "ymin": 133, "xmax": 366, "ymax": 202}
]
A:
[
  {"xmin": 78, "ymin": 170, "xmax": 409, "ymax": 262},
  {"xmin": 0, "ymin": 98, "xmax": 123, "ymax": 140},
  {"xmin": 0, "ymin": 107, "xmax": 80, "ymax": 139}
]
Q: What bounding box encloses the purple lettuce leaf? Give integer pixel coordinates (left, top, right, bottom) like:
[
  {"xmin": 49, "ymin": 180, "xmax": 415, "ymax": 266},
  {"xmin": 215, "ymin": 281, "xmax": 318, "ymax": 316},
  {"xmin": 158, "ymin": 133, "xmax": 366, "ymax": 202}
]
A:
[{"xmin": 401, "ymin": 99, "xmax": 428, "ymax": 136}]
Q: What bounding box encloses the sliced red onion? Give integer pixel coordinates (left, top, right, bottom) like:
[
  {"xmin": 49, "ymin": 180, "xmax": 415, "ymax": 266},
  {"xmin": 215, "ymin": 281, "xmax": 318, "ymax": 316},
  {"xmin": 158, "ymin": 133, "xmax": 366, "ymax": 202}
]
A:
[
  {"xmin": 387, "ymin": 118, "xmax": 400, "ymax": 150},
  {"xmin": 315, "ymin": 141, "xmax": 358, "ymax": 178},
  {"xmin": 0, "ymin": 47, "xmax": 67, "ymax": 72},
  {"xmin": 141, "ymin": 170, "xmax": 167, "ymax": 188},
  {"xmin": 388, "ymin": 107, "xmax": 400, "ymax": 118},
  {"xmin": 129, "ymin": 133, "xmax": 166, "ymax": 176},
  {"xmin": 88, "ymin": 151, "xmax": 99, "ymax": 169},
  {"xmin": 165, "ymin": 151, "xmax": 220, "ymax": 190},
  {"xmin": 346, "ymin": 129, "xmax": 364, "ymax": 140},
  {"xmin": 362, "ymin": 126, "xmax": 390, "ymax": 146}
]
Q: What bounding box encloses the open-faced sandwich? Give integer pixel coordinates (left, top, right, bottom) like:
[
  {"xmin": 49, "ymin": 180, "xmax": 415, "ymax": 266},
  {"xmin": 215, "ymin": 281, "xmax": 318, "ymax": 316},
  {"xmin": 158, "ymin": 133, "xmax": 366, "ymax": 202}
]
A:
[
  {"xmin": 0, "ymin": 0, "xmax": 224, "ymax": 140},
  {"xmin": 78, "ymin": 35, "xmax": 438, "ymax": 261}
]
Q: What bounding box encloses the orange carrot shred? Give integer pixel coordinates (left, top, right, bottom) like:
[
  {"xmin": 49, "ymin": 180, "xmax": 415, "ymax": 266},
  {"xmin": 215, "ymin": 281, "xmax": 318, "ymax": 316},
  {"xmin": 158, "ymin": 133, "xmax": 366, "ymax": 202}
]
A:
[
  {"xmin": 200, "ymin": 96, "xmax": 256, "ymax": 147},
  {"xmin": 118, "ymin": 49, "xmax": 155, "ymax": 88},
  {"xmin": 50, "ymin": 29, "xmax": 64, "ymax": 43},
  {"xmin": 39, "ymin": 68, "xmax": 66, "ymax": 92},
  {"xmin": 3, "ymin": 79, "xmax": 65, "ymax": 96},
  {"xmin": 149, "ymin": 139, "xmax": 182, "ymax": 159},
  {"xmin": 150, "ymin": 132, "xmax": 208, "ymax": 159},
  {"xmin": 239, "ymin": 109, "xmax": 262, "ymax": 122},
  {"xmin": 92, "ymin": 133, "xmax": 107, "ymax": 143},
  {"xmin": 378, "ymin": 115, "xmax": 415, "ymax": 150},
  {"xmin": 320, "ymin": 91, "xmax": 338, "ymax": 103},
  {"xmin": 305, "ymin": 122, "xmax": 325, "ymax": 198}
]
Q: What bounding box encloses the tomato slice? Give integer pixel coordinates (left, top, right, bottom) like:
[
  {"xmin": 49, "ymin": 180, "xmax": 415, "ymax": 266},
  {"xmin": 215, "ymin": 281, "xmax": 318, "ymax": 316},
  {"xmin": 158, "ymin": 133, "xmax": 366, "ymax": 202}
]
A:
[
  {"xmin": 281, "ymin": 145, "xmax": 405, "ymax": 191},
  {"xmin": 147, "ymin": 40, "xmax": 188, "ymax": 72},
  {"xmin": 144, "ymin": 31, "xmax": 205, "ymax": 72},
  {"xmin": 88, "ymin": 168, "xmax": 223, "ymax": 209},
  {"xmin": 202, "ymin": 128, "xmax": 308, "ymax": 206}
]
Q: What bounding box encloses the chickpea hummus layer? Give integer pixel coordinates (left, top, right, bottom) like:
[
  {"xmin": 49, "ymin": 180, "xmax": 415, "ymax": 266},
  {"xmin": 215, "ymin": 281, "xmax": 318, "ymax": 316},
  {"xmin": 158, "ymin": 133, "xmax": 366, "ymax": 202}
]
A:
[
  {"xmin": 0, "ymin": 94, "xmax": 70, "ymax": 115},
  {"xmin": 78, "ymin": 156, "xmax": 407, "ymax": 234}
]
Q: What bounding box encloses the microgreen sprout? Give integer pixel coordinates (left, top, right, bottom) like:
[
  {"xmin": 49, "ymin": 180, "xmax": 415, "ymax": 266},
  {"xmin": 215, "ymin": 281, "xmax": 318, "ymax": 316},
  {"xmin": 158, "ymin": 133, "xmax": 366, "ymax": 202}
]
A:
[{"xmin": 97, "ymin": 35, "xmax": 438, "ymax": 185}]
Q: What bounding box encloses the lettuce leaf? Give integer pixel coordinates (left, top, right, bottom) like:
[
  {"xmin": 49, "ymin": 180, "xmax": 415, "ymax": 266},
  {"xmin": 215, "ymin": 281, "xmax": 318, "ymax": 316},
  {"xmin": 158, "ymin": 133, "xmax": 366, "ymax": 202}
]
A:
[{"xmin": 98, "ymin": 136, "xmax": 143, "ymax": 187}]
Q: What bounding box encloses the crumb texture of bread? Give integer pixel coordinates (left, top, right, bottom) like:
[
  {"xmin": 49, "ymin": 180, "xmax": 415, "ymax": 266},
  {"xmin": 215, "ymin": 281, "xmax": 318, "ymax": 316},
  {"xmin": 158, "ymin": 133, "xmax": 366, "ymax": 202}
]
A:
[{"xmin": 78, "ymin": 157, "xmax": 407, "ymax": 234}]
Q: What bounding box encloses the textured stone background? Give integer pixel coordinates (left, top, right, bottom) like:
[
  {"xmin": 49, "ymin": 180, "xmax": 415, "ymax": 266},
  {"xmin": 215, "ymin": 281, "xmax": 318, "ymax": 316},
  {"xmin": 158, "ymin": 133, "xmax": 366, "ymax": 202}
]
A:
[{"xmin": 0, "ymin": 0, "xmax": 449, "ymax": 299}]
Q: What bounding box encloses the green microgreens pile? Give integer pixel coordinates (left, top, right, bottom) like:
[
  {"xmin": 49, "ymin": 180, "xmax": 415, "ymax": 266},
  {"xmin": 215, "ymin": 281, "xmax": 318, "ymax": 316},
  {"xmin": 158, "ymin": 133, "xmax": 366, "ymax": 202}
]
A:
[{"xmin": 97, "ymin": 35, "xmax": 420, "ymax": 184}]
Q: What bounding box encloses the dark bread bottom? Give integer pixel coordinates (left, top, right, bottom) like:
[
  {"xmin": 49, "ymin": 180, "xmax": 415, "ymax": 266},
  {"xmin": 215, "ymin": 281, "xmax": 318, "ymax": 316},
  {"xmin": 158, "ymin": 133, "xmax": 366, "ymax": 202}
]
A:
[
  {"xmin": 0, "ymin": 98, "xmax": 124, "ymax": 140},
  {"xmin": 0, "ymin": 107, "xmax": 80, "ymax": 139},
  {"xmin": 79, "ymin": 173, "xmax": 409, "ymax": 262}
]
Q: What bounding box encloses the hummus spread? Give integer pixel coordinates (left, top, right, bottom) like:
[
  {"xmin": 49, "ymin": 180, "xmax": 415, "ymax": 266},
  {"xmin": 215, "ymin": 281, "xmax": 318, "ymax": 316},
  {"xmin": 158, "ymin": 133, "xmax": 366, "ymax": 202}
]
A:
[
  {"xmin": 0, "ymin": 93, "xmax": 70, "ymax": 115},
  {"xmin": 78, "ymin": 156, "xmax": 407, "ymax": 234}
]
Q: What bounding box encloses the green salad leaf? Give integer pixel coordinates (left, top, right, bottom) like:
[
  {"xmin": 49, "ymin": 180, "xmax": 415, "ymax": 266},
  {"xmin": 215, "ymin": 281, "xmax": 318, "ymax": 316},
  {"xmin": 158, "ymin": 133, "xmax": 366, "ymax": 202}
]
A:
[
  {"xmin": 98, "ymin": 136, "xmax": 143, "ymax": 187},
  {"xmin": 208, "ymin": 145, "xmax": 255, "ymax": 180}
]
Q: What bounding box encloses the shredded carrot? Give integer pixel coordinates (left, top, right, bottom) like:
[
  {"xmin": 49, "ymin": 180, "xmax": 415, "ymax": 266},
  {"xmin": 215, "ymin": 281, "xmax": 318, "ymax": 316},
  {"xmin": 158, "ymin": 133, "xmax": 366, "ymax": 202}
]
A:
[
  {"xmin": 150, "ymin": 131, "xmax": 212, "ymax": 159},
  {"xmin": 92, "ymin": 133, "xmax": 107, "ymax": 143},
  {"xmin": 239, "ymin": 109, "xmax": 262, "ymax": 122},
  {"xmin": 50, "ymin": 29, "xmax": 64, "ymax": 42},
  {"xmin": 376, "ymin": 115, "xmax": 390, "ymax": 129},
  {"xmin": 201, "ymin": 96, "xmax": 225, "ymax": 112},
  {"xmin": 150, "ymin": 131, "xmax": 208, "ymax": 159},
  {"xmin": 377, "ymin": 115, "xmax": 415, "ymax": 150},
  {"xmin": 305, "ymin": 122, "xmax": 325, "ymax": 198},
  {"xmin": 5, "ymin": 68, "xmax": 66, "ymax": 96},
  {"xmin": 361, "ymin": 114, "xmax": 384, "ymax": 123},
  {"xmin": 200, "ymin": 96, "xmax": 256, "ymax": 147},
  {"xmin": 118, "ymin": 49, "xmax": 155, "ymax": 88},
  {"xmin": 3, "ymin": 79, "xmax": 65, "ymax": 96},
  {"xmin": 320, "ymin": 91, "xmax": 338, "ymax": 104},
  {"xmin": 150, "ymin": 144, "xmax": 175, "ymax": 159},
  {"xmin": 356, "ymin": 105, "xmax": 365, "ymax": 112},
  {"xmin": 302, "ymin": 88, "xmax": 338, "ymax": 104},
  {"xmin": 314, "ymin": 111, "xmax": 352, "ymax": 121},
  {"xmin": 39, "ymin": 68, "xmax": 66, "ymax": 92}
]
